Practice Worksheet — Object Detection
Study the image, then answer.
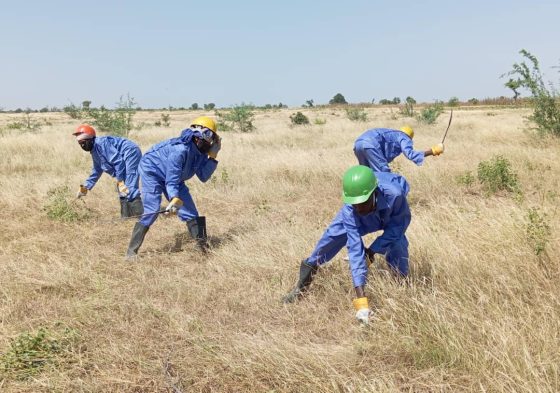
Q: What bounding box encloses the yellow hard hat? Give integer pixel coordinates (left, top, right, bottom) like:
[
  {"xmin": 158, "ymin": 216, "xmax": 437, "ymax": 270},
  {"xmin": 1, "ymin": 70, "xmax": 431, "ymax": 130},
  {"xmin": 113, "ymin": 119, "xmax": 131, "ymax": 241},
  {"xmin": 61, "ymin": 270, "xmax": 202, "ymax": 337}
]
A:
[
  {"xmin": 400, "ymin": 125, "xmax": 414, "ymax": 139},
  {"xmin": 191, "ymin": 116, "xmax": 217, "ymax": 133}
]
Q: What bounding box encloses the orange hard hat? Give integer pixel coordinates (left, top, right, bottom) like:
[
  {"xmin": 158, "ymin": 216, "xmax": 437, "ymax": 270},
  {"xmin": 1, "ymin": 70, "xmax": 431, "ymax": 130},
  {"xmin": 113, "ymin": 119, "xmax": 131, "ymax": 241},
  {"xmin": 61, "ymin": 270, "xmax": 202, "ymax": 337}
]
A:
[{"xmin": 73, "ymin": 124, "xmax": 96, "ymax": 140}]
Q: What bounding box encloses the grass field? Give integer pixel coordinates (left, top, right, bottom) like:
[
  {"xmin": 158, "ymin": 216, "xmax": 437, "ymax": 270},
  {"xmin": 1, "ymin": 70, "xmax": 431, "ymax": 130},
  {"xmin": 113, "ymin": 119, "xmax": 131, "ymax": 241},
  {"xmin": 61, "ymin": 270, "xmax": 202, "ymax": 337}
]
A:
[{"xmin": 0, "ymin": 107, "xmax": 558, "ymax": 392}]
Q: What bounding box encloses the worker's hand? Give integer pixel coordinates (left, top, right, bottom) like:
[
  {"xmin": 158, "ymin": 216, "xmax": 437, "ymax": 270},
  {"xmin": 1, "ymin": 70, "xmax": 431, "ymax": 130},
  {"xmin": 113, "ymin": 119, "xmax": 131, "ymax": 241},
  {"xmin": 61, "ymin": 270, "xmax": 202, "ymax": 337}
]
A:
[
  {"xmin": 117, "ymin": 181, "xmax": 129, "ymax": 197},
  {"xmin": 165, "ymin": 197, "xmax": 183, "ymax": 214},
  {"xmin": 76, "ymin": 185, "xmax": 88, "ymax": 198},
  {"xmin": 208, "ymin": 136, "xmax": 221, "ymax": 159},
  {"xmin": 431, "ymin": 143, "xmax": 444, "ymax": 156},
  {"xmin": 353, "ymin": 297, "xmax": 371, "ymax": 325}
]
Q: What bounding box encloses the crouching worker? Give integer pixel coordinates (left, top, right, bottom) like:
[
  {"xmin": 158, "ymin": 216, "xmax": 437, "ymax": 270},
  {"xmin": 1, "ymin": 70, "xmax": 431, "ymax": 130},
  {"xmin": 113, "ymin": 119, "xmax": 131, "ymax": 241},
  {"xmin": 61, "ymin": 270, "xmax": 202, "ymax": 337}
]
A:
[
  {"xmin": 126, "ymin": 116, "xmax": 221, "ymax": 259},
  {"xmin": 354, "ymin": 126, "xmax": 444, "ymax": 173},
  {"xmin": 283, "ymin": 165, "xmax": 411, "ymax": 325},
  {"xmin": 73, "ymin": 124, "xmax": 143, "ymax": 218}
]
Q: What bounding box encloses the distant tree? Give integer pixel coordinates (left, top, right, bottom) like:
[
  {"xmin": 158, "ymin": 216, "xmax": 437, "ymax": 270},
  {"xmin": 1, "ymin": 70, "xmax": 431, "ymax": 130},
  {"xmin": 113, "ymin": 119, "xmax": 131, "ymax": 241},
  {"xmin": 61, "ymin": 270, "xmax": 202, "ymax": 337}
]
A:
[
  {"xmin": 204, "ymin": 103, "xmax": 216, "ymax": 110},
  {"xmin": 82, "ymin": 100, "xmax": 92, "ymax": 110},
  {"xmin": 379, "ymin": 99, "xmax": 392, "ymax": 105},
  {"xmin": 504, "ymin": 78, "xmax": 522, "ymax": 100},
  {"xmin": 190, "ymin": 103, "xmax": 199, "ymax": 110},
  {"xmin": 405, "ymin": 96, "xmax": 416, "ymax": 105},
  {"xmin": 14, "ymin": 108, "xmax": 23, "ymax": 113},
  {"xmin": 468, "ymin": 98, "xmax": 479, "ymax": 105},
  {"xmin": 392, "ymin": 97, "xmax": 401, "ymax": 105},
  {"xmin": 304, "ymin": 99, "xmax": 314, "ymax": 107},
  {"xmin": 329, "ymin": 93, "xmax": 348, "ymax": 105},
  {"xmin": 39, "ymin": 107, "xmax": 49, "ymax": 113},
  {"xmin": 448, "ymin": 97, "xmax": 460, "ymax": 107}
]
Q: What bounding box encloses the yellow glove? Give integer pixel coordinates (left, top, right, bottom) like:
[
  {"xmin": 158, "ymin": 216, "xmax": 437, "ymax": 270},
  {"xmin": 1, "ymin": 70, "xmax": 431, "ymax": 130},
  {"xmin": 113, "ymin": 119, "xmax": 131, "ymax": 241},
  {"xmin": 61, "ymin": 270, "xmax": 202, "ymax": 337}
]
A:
[
  {"xmin": 353, "ymin": 297, "xmax": 371, "ymax": 325},
  {"xmin": 431, "ymin": 143, "xmax": 444, "ymax": 156},
  {"xmin": 165, "ymin": 197, "xmax": 183, "ymax": 214},
  {"xmin": 117, "ymin": 181, "xmax": 129, "ymax": 197},
  {"xmin": 76, "ymin": 185, "xmax": 88, "ymax": 198}
]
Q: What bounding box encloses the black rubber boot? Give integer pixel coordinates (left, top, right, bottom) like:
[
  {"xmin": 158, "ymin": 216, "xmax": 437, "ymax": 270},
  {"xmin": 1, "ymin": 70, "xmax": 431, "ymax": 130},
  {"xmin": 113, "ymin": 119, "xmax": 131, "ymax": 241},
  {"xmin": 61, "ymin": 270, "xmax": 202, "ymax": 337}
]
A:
[
  {"xmin": 120, "ymin": 197, "xmax": 130, "ymax": 218},
  {"xmin": 282, "ymin": 260, "xmax": 318, "ymax": 304},
  {"xmin": 186, "ymin": 216, "xmax": 208, "ymax": 252},
  {"xmin": 128, "ymin": 196, "xmax": 144, "ymax": 216},
  {"xmin": 126, "ymin": 222, "xmax": 150, "ymax": 259}
]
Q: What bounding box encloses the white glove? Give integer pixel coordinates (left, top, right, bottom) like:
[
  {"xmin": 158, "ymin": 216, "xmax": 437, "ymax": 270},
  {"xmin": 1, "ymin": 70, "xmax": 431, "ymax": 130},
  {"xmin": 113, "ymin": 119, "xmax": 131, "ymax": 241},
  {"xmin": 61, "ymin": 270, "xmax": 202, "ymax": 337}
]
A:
[
  {"xmin": 208, "ymin": 135, "xmax": 221, "ymax": 159},
  {"xmin": 165, "ymin": 197, "xmax": 183, "ymax": 214},
  {"xmin": 353, "ymin": 297, "xmax": 371, "ymax": 325},
  {"xmin": 76, "ymin": 185, "xmax": 88, "ymax": 198},
  {"xmin": 117, "ymin": 181, "xmax": 129, "ymax": 197},
  {"xmin": 355, "ymin": 308, "xmax": 371, "ymax": 325}
]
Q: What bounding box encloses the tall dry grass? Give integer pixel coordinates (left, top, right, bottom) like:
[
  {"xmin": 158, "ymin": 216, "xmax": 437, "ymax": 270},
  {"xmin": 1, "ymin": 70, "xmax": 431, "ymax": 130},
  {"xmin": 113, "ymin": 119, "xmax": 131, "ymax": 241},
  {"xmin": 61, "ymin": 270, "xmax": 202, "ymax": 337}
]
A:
[{"xmin": 0, "ymin": 107, "xmax": 558, "ymax": 392}]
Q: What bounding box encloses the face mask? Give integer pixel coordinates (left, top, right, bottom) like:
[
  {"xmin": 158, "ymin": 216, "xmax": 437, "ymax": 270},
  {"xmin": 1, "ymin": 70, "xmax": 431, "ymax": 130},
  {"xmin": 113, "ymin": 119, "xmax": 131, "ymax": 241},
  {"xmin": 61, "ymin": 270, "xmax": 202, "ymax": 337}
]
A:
[
  {"xmin": 79, "ymin": 138, "xmax": 95, "ymax": 152},
  {"xmin": 194, "ymin": 137, "xmax": 212, "ymax": 154}
]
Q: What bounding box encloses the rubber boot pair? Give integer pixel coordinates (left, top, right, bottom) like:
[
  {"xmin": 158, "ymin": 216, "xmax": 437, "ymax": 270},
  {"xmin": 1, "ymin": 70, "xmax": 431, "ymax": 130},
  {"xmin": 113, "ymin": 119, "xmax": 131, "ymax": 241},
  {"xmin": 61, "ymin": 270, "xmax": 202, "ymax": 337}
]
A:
[
  {"xmin": 126, "ymin": 222, "xmax": 149, "ymax": 259},
  {"xmin": 120, "ymin": 196, "xmax": 144, "ymax": 219},
  {"xmin": 282, "ymin": 260, "xmax": 318, "ymax": 304},
  {"xmin": 187, "ymin": 216, "xmax": 208, "ymax": 252}
]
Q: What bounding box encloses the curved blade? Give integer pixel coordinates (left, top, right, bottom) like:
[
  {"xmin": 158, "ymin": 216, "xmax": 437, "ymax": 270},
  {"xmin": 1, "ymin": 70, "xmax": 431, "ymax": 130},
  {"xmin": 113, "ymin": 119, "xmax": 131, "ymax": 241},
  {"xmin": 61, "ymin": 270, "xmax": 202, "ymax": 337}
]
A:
[{"xmin": 441, "ymin": 110, "xmax": 453, "ymax": 144}]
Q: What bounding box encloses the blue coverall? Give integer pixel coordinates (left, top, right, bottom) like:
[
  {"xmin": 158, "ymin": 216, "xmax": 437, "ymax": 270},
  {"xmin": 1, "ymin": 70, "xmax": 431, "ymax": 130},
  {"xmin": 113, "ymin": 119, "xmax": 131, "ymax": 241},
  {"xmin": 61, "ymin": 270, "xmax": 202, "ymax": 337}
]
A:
[
  {"xmin": 138, "ymin": 129, "xmax": 217, "ymax": 227},
  {"xmin": 354, "ymin": 128, "xmax": 424, "ymax": 172},
  {"xmin": 83, "ymin": 136, "xmax": 142, "ymax": 201},
  {"xmin": 305, "ymin": 172, "xmax": 411, "ymax": 287}
]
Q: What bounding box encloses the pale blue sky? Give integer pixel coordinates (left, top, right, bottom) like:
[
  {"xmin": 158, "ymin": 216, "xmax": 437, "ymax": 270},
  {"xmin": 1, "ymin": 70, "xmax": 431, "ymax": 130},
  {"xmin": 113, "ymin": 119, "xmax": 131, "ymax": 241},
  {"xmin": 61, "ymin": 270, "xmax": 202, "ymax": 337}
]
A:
[{"xmin": 1, "ymin": 0, "xmax": 558, "ymax": 109}]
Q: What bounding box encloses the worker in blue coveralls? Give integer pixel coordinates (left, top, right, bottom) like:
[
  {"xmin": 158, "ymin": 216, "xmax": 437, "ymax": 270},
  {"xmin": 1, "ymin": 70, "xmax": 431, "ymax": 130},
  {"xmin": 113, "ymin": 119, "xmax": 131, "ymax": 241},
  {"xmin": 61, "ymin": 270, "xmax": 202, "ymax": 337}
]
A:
[
  {"xmin": 354, "ymin": 126, "xmax": 444, "ymax": 173},
  {"xmin": 283, "ymin": 165, "xmax": 411, "ymax": 325},
  {"xmin": 73, "ymin": 124, "xmax": 143, "ymax": 218},
  {"xmin": 125, "ymin": 116, "xmax": 221, "ymax": 259}
]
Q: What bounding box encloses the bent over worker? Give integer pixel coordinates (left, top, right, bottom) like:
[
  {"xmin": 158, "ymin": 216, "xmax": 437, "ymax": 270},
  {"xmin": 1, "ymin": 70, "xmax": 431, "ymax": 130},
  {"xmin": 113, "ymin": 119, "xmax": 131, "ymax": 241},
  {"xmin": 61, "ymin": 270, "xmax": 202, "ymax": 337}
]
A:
[
  {"xmin": 353, "ymin": 126, "xmax": 444, "ymax": 173},
  {"xmin": 73, "ymin": 124, "xmax": 143, "ymax": 218},
  {"xmin": 283, "ymin": 165, "xmax": 411, "ymax": 325},
  {"xmin": 126, "ymin": 116, "xmax": 221, "ymax": 259}
]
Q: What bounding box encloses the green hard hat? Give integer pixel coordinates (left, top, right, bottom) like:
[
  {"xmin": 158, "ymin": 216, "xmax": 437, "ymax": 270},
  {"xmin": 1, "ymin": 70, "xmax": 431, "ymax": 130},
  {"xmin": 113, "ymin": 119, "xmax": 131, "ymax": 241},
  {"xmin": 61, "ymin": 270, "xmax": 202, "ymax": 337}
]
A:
[{"xmin": 342, "ymin": 165, "xmax": 378, "ymax": 204}]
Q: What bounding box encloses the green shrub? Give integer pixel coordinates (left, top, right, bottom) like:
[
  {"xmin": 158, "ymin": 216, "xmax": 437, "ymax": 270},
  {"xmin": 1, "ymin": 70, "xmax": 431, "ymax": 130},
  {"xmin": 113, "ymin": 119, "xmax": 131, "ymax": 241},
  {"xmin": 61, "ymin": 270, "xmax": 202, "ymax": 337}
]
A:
[
  {"xmin": 314, "ymin": 118, "xmax": 327, "ymax": 125},
  {"xmin": 43, "ymin": 185, "xmax": 89, "ymax": 222},
  {"xmin": 477, "ymin": 155, "xmax": 519, "ymax": 194},
  {"xmin": 346, "ymin": 107, "xmax": 368, "ymax": 122},
  {"xmin": 290, "ymin": 112, "xmax": 309, "ymax": 125},
  {"xmin": 526, "ymin": 208, "xmax": 551, "ymax": 256},
  {"xmin": 216, "ymin": 105, "xmax": 255, "ymax": 132},
  {"xmin": 447, "ymin": 97, "xmax": 460, "ymax": 107},
  {"xmin": 155, "ymin": 113, "xmax": 171, "ymax": 127},
  {"xmin": 329, "ymin": 93, "xmax": 347, "ymax": 105},
  {"xmin": 456, "ymin": 171, "xmax": 475, "ymax": 187},
  {"xmin": 400, "ymin": 96, "xmax": 416, "ymax": 117},
  {"xmin": 62, "ymin": 95, "xmax": 137, "ymax": 137},
  {"xmin": 0, "ymin": 326, "xmax": 79, "ymax": 380},
  {"xmin": 504, "ymin": 49, "xmax": 560, "ymax": 136},
  {"xmin": 418, "ymin": 103, "xmax": 444, "ymax": 124}
]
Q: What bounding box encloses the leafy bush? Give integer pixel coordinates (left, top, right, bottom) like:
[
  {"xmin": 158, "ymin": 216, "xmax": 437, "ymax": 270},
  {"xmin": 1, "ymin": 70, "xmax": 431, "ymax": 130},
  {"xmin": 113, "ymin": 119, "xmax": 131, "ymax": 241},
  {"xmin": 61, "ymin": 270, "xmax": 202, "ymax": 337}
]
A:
[
  {"xmin": 504, "ymin": 49, "xmax": 560, "ymax": 136},
  {"xmin": 43, "ymin": 185, "xmax": 90, "ymax": 222},
  {"xmin": 6, "ymin": 112, "xmax": 41, "ymax": 131},
  {"xmin": 62, "ymin": 95, "xmax": 137, "ymax": 137},
  {"xmin": 477, "ymin": 155, "xmax": 519, "ymax": 194},
  {"xmin": 0, "ymin": 326, "xmax": 79, "ymax": 380},
  {"xmin": 400, "ymin": 96, "xmax": 416, "ymax": 117},
  {"xmin": 447, "ymin": 97, "xmax": 460, "ymax": 107},
  {"xmin": 216, "ymin": 105, "xmax": 255, "ymax": 132},
  {"xmin": 456, "ymin": 171, "xmax": 475, "ymax": 187},
  {"xmin": 290, "ymin": 112, "xmax": 309, "ymax": 125},
  {"xmin": 155, "ymin": 113, "xmax": 171, "ymax": 127},
  {"xmin": 346, "ymin": 107, "xmax": 368, "ymax": 122},
  {"xmin": 329, "ymin": 93, "xmax": 347, "ymax": 105},
  {"xmin": 526, "ymin": 208, "xmax": 551, "ymax": 256},
  {"xmin": 418, "ymin": 103, "xmax": 444, "ymax": 124},
  {"xmin": 314, "ymin": 118, "xmax": 327, "ymax": 125}
]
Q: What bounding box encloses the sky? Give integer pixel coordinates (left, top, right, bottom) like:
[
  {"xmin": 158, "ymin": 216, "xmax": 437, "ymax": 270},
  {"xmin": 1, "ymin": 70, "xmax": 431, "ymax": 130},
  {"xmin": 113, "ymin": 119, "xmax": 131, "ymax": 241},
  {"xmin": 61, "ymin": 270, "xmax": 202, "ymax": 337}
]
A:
[{"xmin": 1, "ymin": 0, "xmax": 559, "ymax": 109}]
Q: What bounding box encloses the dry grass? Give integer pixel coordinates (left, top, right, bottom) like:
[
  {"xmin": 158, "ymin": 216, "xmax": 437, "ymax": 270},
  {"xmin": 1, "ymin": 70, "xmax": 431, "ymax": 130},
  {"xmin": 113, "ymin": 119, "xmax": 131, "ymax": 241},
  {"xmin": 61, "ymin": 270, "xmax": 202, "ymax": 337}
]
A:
[{"xmin": 0, "ymin": 107, "xmax": 558, "ymax": 392}]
